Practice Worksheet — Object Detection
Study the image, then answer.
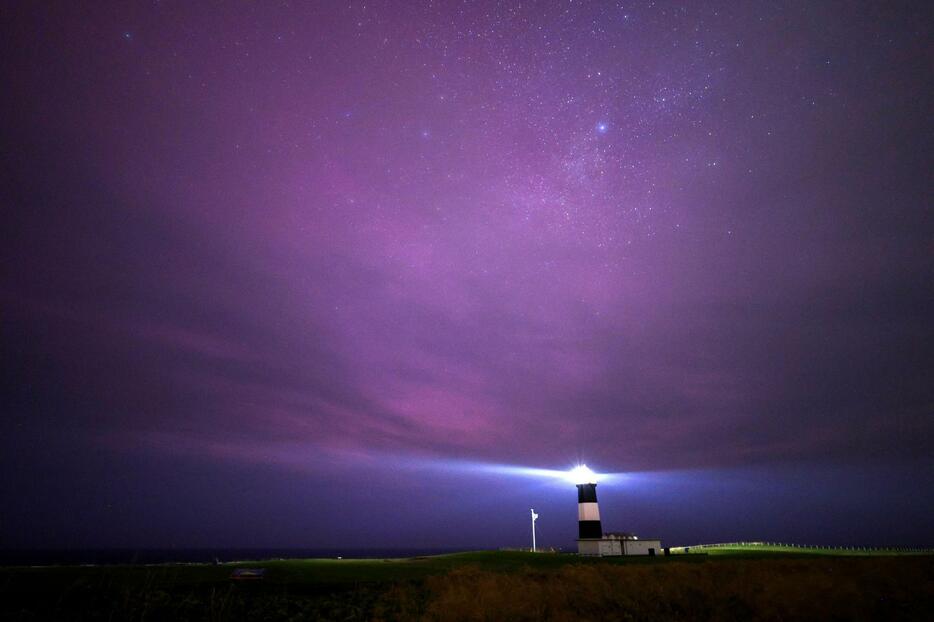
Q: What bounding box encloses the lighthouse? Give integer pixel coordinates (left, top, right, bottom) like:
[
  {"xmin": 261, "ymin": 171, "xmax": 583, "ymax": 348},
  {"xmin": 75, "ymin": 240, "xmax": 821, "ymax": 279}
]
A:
[
  {"xmin": 577, "ymin": 481, "xmax": 602, "ymax": 539},
  {"xmin": 569, "ymin": 465, "xmax": 602, "ymax": 539},
  {"xmin": 567, "ymin": 464, "xmax": 663, "ymax": 556}
]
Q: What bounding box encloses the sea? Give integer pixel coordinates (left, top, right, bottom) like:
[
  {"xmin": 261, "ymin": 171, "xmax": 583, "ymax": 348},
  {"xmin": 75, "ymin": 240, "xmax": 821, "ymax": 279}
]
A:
[{"xmin": 0, "ymin": 548, "xmax": 472, "ymax": 567}]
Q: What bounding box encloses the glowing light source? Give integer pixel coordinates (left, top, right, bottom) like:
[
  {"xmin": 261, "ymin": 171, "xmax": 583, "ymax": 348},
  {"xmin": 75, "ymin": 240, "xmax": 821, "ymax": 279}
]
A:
[{"xmin": 565, "ymin": 464, "xmax": 598, "ymax": 485}]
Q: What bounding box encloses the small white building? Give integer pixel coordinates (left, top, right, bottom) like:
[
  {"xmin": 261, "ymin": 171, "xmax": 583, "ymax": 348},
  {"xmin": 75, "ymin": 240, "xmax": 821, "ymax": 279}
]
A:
[
  {"xmin": 578, "ymin": 538, "xmax": 621, "ymax": 556},
  {"xmin": 578, "ymin": 533, "xmax": 663, "ymax": 557}
]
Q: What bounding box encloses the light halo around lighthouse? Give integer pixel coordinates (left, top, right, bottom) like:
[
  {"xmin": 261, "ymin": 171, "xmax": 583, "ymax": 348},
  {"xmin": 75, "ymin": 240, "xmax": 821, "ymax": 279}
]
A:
[{"xmin": 565, "ymin": 464, "xmax": 599, "ymax": 485}]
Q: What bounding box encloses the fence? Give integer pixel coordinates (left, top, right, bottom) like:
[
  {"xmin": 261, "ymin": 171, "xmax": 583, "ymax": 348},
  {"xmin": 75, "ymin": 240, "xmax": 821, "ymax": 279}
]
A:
[{"xmin": 671, "ymin": 542, "xmax": 933, "ymax": 554}]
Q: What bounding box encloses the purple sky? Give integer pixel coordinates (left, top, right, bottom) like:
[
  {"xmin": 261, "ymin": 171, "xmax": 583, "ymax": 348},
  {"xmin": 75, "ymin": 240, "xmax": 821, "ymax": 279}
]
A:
[{"xmin": 2, "ymin": 1, "xmax": 932, "ymax": 550}]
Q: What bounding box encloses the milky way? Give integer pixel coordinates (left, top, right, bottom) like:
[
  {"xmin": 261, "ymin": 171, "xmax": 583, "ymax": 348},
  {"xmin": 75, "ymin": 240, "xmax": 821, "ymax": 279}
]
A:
[{"xmin": 2, "ymin": 2, "xmax": 931, "ymax": 548}]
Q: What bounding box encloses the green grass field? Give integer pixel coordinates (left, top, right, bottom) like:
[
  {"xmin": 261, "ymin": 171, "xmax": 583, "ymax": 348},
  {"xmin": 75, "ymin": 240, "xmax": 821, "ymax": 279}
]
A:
[
  {"xmin": 671, "ymin": 541, "xmax": 932, "ymax": 556},
  {"xmin": 0, "ymin": 551, "xmax": 691, "ymax": 591},
  {"xmin": 2, "ymin": 549, "xmax": 932, "ymax": 620}
]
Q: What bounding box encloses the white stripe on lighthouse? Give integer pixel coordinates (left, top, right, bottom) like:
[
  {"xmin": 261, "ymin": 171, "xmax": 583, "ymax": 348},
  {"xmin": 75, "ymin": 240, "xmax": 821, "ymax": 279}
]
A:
[{"xmin": 578, "ymin": 502, "xmax": 601, "ymax": 521}]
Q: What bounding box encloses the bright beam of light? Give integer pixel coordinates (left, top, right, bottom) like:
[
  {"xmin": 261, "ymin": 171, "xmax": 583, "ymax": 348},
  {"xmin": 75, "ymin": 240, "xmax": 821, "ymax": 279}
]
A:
[{"xmin": 414, "ymin": 458, "xmax": 626, "ymax": 486}]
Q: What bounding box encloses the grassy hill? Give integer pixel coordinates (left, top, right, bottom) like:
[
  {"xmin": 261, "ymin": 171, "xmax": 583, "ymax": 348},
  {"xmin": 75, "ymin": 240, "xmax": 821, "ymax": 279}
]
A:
[{"xmin": 2, "ymin": 549, "xmax": 932, "ymax": 620}]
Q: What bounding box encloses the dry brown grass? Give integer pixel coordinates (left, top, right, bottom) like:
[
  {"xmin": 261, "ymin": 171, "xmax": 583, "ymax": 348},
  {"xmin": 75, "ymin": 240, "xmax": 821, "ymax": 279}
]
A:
[
  {"xmin": 375, "ymin": 557, "xmax": 934, "ymax": 621},
  {"xmin": 3, "ymin": 554, "xmax": 931, "ymax": 620}
]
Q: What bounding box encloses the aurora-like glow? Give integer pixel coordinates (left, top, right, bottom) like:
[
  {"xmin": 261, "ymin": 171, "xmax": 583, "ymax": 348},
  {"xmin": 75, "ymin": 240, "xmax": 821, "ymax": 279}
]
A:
[{"xmin": 2, "ymin": 1, "xmax": 931, "ymax": 551}]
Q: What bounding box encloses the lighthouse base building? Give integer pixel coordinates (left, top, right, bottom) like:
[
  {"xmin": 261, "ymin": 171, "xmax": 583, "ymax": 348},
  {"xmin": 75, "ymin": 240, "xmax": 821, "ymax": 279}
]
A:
[{"xmin": 578, "ymin": 533, "xmax": 663, "ymax": 557}]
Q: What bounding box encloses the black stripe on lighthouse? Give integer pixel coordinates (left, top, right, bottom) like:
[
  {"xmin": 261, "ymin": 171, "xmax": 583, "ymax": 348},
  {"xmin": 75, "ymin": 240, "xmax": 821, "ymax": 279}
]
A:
[
  {"xmin": 577, "ymin": 483, "xmax": 598, "ymax": 503},
  {"xmin": 576, "ymin": 483, "xmax": 602, "ymax": 539}
]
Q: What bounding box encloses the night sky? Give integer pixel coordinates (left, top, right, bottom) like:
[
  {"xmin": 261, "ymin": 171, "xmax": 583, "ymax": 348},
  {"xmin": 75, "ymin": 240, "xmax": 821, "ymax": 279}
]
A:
[{"xmin": 2, "ymin": 2, "xmax": 932, "ymax": 551}]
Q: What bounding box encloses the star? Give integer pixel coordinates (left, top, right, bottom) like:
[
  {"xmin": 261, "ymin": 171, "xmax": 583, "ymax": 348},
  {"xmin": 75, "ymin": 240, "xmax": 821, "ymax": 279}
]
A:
[{"xmin": 595, "ymin": 121, "xmax": 609, "ymax": 134}]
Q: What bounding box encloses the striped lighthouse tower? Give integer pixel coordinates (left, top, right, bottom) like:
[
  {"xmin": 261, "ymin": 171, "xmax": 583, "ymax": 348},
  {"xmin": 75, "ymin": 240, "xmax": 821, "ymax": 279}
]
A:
[{"xmin": 576, "ymin": 480, "xmax": 602, "ymax": 539}]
